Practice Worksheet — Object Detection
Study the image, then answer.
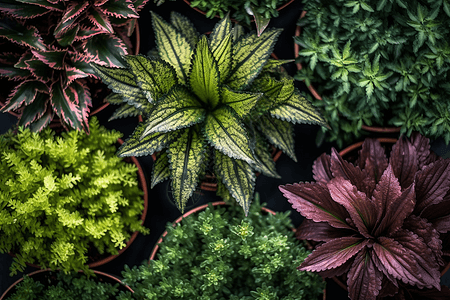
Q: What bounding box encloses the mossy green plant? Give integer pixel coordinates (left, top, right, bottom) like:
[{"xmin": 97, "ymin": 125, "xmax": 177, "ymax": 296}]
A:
[{"xmin": 0, "ymin": 117, "xmax": 149, "ymax": 276}]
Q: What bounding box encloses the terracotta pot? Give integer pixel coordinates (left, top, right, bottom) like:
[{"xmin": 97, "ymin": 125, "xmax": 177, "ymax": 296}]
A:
[
  {"xmin": 294, "ymin": 11, "xmax": 401, "ymax": 135},
  {"xmin": 8, "ymin": 138, "xmax": 148, "ymax": 270},
  {"xmin": 0, "ymin": 269, "xmax": 134, "ymax": 300},
  {"xmin": 182, "ymin": 0, "xmax": 295, "ymax": 22}
]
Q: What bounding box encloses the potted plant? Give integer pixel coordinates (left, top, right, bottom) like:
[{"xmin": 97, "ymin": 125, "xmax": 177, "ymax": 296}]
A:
[
  {"xmin": 0, "ymin": 0, "xmax": 148, "ymax": 132},
  {"xmin": 116, "ymin": 194, "xmax": 325, "ymax": 299},
  {"xmin": 294, "ymin": 0, "xmax": 450, "ymax": 148},
  {"xmin": 1, "ymin": 269, "xmax": 133, "ymax": 300},
  {"xmin": 279, "ymin": 132, "xmax": 450, "ymax": 300},
  {"xmin": 0, "ymin": 117, "xmax": 149, "ymax": 276},
  {"xmin": 92, "ymin": 11, "xmax": 327, "ymax": 215}
]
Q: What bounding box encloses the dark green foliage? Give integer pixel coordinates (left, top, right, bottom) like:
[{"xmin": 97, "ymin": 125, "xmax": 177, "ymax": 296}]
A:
[
  {"xmin": 5, "ymin": 271, "xmax": 123, "ymax": 300},
  {"xmin": 0, "ymin": 117, "xmax": 149, "ymax": 276},
  {"xmin": 295, "ymin": 0, "xmax": 450, "ymax": 147},
  {"xmin": 118, "ymin": 194, "xmax": 325, "ymax": 300}
]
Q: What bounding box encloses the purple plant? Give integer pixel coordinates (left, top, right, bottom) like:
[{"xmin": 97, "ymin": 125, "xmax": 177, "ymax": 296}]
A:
[
  {"xmin": 0, "ymin": 0, "xmax": 148, "ymax": 131},
  {"xmin": 279, "ymin": 133, "xmax": 450, "ymax": 300}
]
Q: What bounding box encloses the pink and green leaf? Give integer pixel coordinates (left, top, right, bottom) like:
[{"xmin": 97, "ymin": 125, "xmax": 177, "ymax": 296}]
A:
[
  {"xmin": 68, "ymin": 80, "xmax": 92, "ymax": 132},
  {"xmin": 56, "ymin": 24, "xmax": 79, "ymax": 47},
  {"xmin": 1, "ymin": 80, "xmax": 47, "ymax": 112},
  {"xmin": 31, "ymin": 49, "xmax": 66, "ymax": 70},
  {"xmin": 14, "ymin": 0, "xmax": 63, "ymax": 11},
  {"xmin": 100, "ymin": 1, "xmax": 138, "ymax": 18},
  {"xmin": 88, "ymin": 7, "xmax": 114, "ymax": 34},
  {"xmin": 0, "ymin": 1, "xmax": 49, "ymax": 19},
  {"xmin": 50, "ymin": 80, "xmax": 83, "ymax": 130},
  {"xmin": 75, "ymin": 26, "xmax": 104, "ymax": 41},
  {"xmin": 29, "ymin": 105, "xmax": 53, "ymax": 132},
  {"xmin": 84, "ymin": 34, "xmax": 128, "ymax": 67},
  {"xmin": 0, "ymin": 19, "xmax": 46, "ymax": 50},
  {"xmin": 25, "ymin": 59, "xmax": 51, "ymax": 82},
  {"xmin": 17, "ymin": 92, "xmax": 48, "ymax": 128}
]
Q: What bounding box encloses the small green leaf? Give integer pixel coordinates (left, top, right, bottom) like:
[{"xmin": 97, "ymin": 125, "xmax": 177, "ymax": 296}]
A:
[
  {"xmin": 221, "ymin": 86, "xmax": 261, "ymax": 118},
  {"xmin": 151, "ymin": 12, "xmax": 192, "ymax": 84},
  {"xmin": 125, "ymin": 55, "xmax": 177, "ymax": 102},
  {"xmin": 258, "ymin": 116, "xmax": 296, "ymax": 162},
  {"xmin": 170, "ymin": 11, "xmax": 198, "ymax": 47},
  {"xmin": 168, "ymin": 128, "xmax": 206, "ymax": 213},
  {"xmin": 214, "ymin": 150, "xmax": 255, "ymax": 216},
  {"xmin": 151, "ymin": 151, "xmax": 170, "ymax": 188},
  {"xmin": 203, "ymin": 106, "xmax": 254, "ymax": 164},
  {"xmin": 189, "ymin": 36, "xmax": 220, "ymax": 108},
  {"xmin": 142, "ymin": 85, "xmax": 205, "ymax": 137}
]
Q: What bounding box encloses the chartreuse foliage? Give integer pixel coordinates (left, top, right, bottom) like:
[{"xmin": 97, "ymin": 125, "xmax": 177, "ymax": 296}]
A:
[
  {"xmin": 117, "ymin": 194, "xmax": 325, "ymax": 300},
  {"xmin": 0, "ymin": 0, "xmax": 148, "ymax": 132},
  {"xmin": 296, "ymin": 0, "xmax": 450, "ymax": 147},
  {"xmin": 0, "ymin": 117, "xmax": 149, "ymax": 276},
  {"xmin": 5, "ymin": 271, "xmax": 125, "ymax": 300},
  {"xmin": 93, "ymin": 12, "xmax": 326, "ymax": 215}
]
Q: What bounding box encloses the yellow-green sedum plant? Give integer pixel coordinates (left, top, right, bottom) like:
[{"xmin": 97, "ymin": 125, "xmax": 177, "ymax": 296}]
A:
[{"xmin": 92, "ymin": 12, "xmax": 327, "ymax": 215}]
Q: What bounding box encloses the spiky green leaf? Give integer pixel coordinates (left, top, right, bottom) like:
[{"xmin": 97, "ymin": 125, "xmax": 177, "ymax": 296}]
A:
[
  {"xmin": 258, "ymin": 116, "xmax": 296, "ymax": 162},
  {"xmin": 209, "ymin": 15, "xmax": 232, "ymax": 81},
  {"xmin": 221, "ymin": 86, "xmax": 261, "ymax": 117},
  {"xmin": 151, "ymin": 12, "xmax": 192, "ymax": 84},
  {"xmin": 270, "ymin": 90, "xmax": 327, "ymax": 127},
  {"xmin": 142, "ymin": 85, "xmax": 205, "ymax": 137},
  {"xmin": 227, "ymin": 28, "xmax": 282, "ymax": 90},
  {"xmin": 170, "ymin": 11, "xmax": 198, "ymax": 47},
  {"xmin": 151, "ymin": 151, "xmax": 170, "ymax": 188},
  {"xmin": 167, "ymin": 128, "xmax": 206, "ymax": 213},
  {"xmin": 262, "ymin": 59, "xmax": 294, "ymax": 71},
  {"xmin": 252, "ymin": 131, "xmax": 281, "ymax": 178},
  {"xmin": 109, "ymin": 103, "xmax": 141, "ymax": 121},
  {"xmin": 125, "ymin": 55, "xmax": 177, "ymax": 102},
  {"xmin": 214, "ymin": 150, "xmax": 255, "ymax": 216},
  {"xmin": 189, "ymin": 36, "xmax": 220, "ymax": 107},
  {"xmin": 203, "ymin": 106, "xmax": 254, "ymax": 164},
  {"xmin": 118, "ymin": 122, "xmax": 176, "ymax": 157}
]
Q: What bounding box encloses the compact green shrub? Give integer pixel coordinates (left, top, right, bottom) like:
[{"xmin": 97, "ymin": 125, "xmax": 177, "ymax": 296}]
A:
[
  {"xmin": 0, "ymin": 117, "xmax": 149, "ymax": 275},
  {"xmin": 295, "ymin": 0, "xmax": 450, "ymax": 147},
  {"xmin": 117, "ymin": 194, "xmax": 325, "ymax": 300},
  {"xmin": 5, "ymin": 271, "xmax": 125, "ymax": 300}
]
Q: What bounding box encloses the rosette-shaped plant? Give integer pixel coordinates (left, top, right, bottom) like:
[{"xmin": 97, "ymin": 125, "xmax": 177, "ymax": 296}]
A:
[
  {"xmin": 279, "ymin": 133, "xmax": 450, "ymax": 300},
  {"xmin": 92, "ymin": 12, "xmax": 326, "ymax": 214},
  {"xmin": 0, "ymin": 0, "xmax": 148, "ymax": 132}
]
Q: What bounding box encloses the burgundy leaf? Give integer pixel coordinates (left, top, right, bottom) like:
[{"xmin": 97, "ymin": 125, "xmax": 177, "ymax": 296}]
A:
[
  {"xmin": 328, "ymin": 177, "xmax": 376, "ymax": 238},
  {"xmin": 409, "ymin": 132, "xmax": 434, "ymax": 169},
  {"xmin": 1, "ymin": 80, "xmax": 48, "ymax": 112},
  {"xmin": 312, "ymin": 153, "xmax": 333, "ymax": 183},
  {"xmin": 421, "ymin": 195, "xmax": 450, "ymax": 234},
  {"xmin": 377, "ymin": 276, "xmax": 400, "ymax": 298},
  {"xmin": 298, "ymin": 237, "xmax": 367, "ymax": 272},
  {"xmin": 317, "ymin": 258, "xmax": 353, "ymax": 278},
  {"xmin": 357, "ymin": 138, "xmax": 388, "ymax": 182},
  {"xmin": 393, "ymin": 285, "xmax": 450, "ymax": 300},
  {"xmin": 414, "ymin": 160, "xmax": 450, "ymax": 214},
  {"xmin": 347, "ymin": 248, "xmax": 383, "ymax": 300},
  {"xmin": 390, "ymin": 136, "xmax": 418, "ymax": 190},
  {"xmin": 372, "ymin": 165, "xmax": 415, "ymax": 236},
  {"xmin": 279, "ymin": 182, "xmax": 353, "ymax": 230},
  {"xmin": 296, "ymin": 219, "xmax": 356, "ymax": 242}
]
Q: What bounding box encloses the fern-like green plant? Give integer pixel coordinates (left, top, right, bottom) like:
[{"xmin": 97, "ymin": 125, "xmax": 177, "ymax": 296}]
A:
[
  {"xmin": 295, "ymin": 0, "xmax": 450, "ymax": 147},
  {"xmin": 92, "ymin": 12, "xmax": 327, "ymax": 215},
  {"xmin": 0, "ymin": 117, "xmax": 149, "ymax": 276},
  {"xmin": 117, "ymin": 194, "xmax": 325, "ymax": 300}
]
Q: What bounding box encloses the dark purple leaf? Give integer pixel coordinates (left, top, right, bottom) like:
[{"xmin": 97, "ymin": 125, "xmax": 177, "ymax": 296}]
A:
[
  {"xmin": 328, "ymin": 177, "xmax": 376, "ymax": 238},
  {"xmin": 347, "ymin": 248, "xmax": 383, "ymax": 300},
  {"xmin": 317, "ymin": 258, "xmax": 353, "ymax": 278},
  {"xmin": 390, "ymin": 136, "xmax": 418, "ymax": 190},
  {"xmin": 1, "ymin": 80, "xmax": 47, "ymax": 112},
  {"xmin": 357, "ymin": 138, "xmax": 388, "ymax": 182},
  {"xmin": 312, "ymin": 153, "xmax": 333, "ymax": 183},
  {"xmin": 298, "ymin": 237, "xmax": 367, "ymax": 272},
  {"xmin": 409, "ymin": 132, "xmax": 434, "ymax": 169},
  {"xmin": 378, "ymin": 277, "xmax": 399, "ymax": 298},
  {"xmin": 392, "ymin": 285, "xmax": 450, "ymax": 300},
  {"xmin": 296, "ymin": 219, "xmax": 356, "ymax": 242},
  {"xmin": 421, "ymin": 194, "xmax": 450, "ymax": 234},
  {"xmin": 279, "ymin": 182, "xmax": 353, "ymax": 230}
]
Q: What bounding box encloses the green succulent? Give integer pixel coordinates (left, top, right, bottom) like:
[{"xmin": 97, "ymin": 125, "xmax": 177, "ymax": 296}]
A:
[{"xmin": 92, "ymin": 12, "xmax": 326, "ymax": 215}]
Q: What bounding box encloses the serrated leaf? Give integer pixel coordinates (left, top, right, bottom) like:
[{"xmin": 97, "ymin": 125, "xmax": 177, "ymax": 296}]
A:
[
  {"xmin": 54, "ymin": 2, "xmax": 88, "ymax": 37},
  {"xmin": 1, "ymin": 80, "xmax": 47, "ymax": 112},
  {"xmin": 88, "ymin": 7, "xmax": 114, "ymax": 34},
  {"xmin": 31, "ymin": 49, "xmax": 66, "ymax": 70},
  {"xmin": 125, "ymin": 55, "xmax": 177, "ymax": 102},
  {"xmin": 29, "ymin": 105, "xmax": 53, "ymax": 132},
  {"xmin": 0, "ymin": 19, "xmax": 45, "ymax": 50},
  {"xmin": 189, "ymin": 36, "xmax": 220, "ymax": 107},
  {"xmin": 214, "ymin": 150, "xmax": 255, "ymax": 216},
  {"xmin": 227, "ymin": 28, "xmax": 282, "ymax": 90},
  {"xmin": 252, "ymin": 131, "xmax": 280, "ymax": 178},
  {"xmin": 210, "ymin": 33, "xmax": 232, "ymax": 84},
  {"xmin": 51, "ymin": 80, "xmax": 83, "ymax": 130},
  {"xmin": 18, "ymin": 92, "xmax": 48, "ymax": 128},
  {"xmin": 142, "ymin": 85, "xmax": 205, "ymax": 137},
  {"xmin": 85, "ymin": 34, "xmax": 127, "ymax": 67},
  {"xmin": 270, "ymin": 90, "xmax": 327, "ymax": 127},
  {"xmin": 105, "ymin": 92, "xmax": 124, "ymax": 104},
  {"xmin": 56, "ymin": 24, "xmax": 79, "ymax": 47},
  {"xmin": 0, "ymin": 1, "xmax": 49, "ymax": 18},
  {"xmin": 118, "ymin": 122, "xmax": 176, "ymax": 157},
  {"xmin": 203, "ymin": 106, "xmax": 254, "ymax": 164},
  {"xmin": 101, "ymin": 1, "xmax": 138, "ymax": 18},
  {"xmin": 170, "ymin": 11, "xmax": 198, "ymax": 47},
  {"xmin": 151, "ymin": 151, "xmax": 170, "ymax": 188},
  {"xmin": 221, "ymin": 86, "xmax": 260, "ymax": 117},
  {"xmin": 168, "ymin": 128, "xmax": 205, "ymax": 213},
  {"xmin": 109, "ymin": 103, "xmax": 140, "ymax": 121},
  {"xmin": 258, "ymin": 115, "xmax": 296, "ymax": 162},
  {"xmin": 251, "ymin": 7, "xmax": 270, "ymax": 37},
  {"xmin": 90, "ymin": 64, "xmax": 148, "ymax": 111},
  {"xmin": 262, "ymin": 59, "xmax": 294, "ymax": 71},
  {"xmin": 151, "ymin": 12, "xmax": 192, "ymax": 84},
  {"xmin": 69, "ymin": 80, "xmax": 91, "ymax": 132}
]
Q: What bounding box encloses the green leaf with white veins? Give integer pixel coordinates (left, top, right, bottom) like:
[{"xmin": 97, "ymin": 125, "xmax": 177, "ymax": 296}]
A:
[
  {"xmin": 168, "ymin": 128, "xmax": 206, "ymax": 213},
  {"xmin": 221, "ymin": 86, "xmax": 261, "ymax": 118},
  {"xmin": 125, "ymin": 55, "xmax": 177, "ymax": 103},
  {"xmin": 204, "ymin": 106, "xmax": 255, "ymax": 164},
  {"xmin": 142, "ymin": 85, "xmax": 206, "ymax": 137},
  {"xmin": 152, "ymin": 12, "xmax": 192, "ymax": 84},
  {"xmin": 214, "ymin": 150, "xmax": 255, "ymax": 216},
  {"xmin": 189, "ymin": 36, "xmax": 220, "ymax": 107}
]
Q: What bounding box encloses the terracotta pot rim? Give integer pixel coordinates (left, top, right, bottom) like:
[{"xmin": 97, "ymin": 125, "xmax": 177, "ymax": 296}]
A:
[
  {"xmin": 0, "ymin": 268, "xmax": 134, "ymax": 300},
  {"xmin": 182, "ymin": 0, "xmax": 295, "ymax": 22}
]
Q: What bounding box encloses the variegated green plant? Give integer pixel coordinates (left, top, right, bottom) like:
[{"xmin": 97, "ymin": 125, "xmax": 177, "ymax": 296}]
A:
[{"xmin": 92, "ymin": 12, "xmax": 326, "ymax": 215}]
